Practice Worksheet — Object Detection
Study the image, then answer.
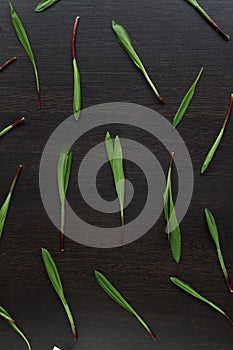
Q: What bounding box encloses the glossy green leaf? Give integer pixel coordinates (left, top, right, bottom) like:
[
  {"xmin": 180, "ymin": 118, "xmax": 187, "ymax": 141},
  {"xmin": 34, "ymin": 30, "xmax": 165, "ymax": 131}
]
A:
[
  {"xmin": 105, "ymin": 132, "xmax": 125, "ymax": 224},
  {"xmin": 170, "ymin": 277, "xmax": 233, "ymax": 325},
  {"xmin": 42, "ymin": 248, "xmax": 77, "ymax": 340},
  {"xmin": 35, "ymin": 0, "xmax": 60, "ymax": 12},
  {"xmin": 163, "ymin": 156, "xmax": 181, "ymax": 263},
  {"xmin": 0, "ymin": 306, "xmax": 31, "ymax": 350},
  {"xmin": 58, "ymin": 145, "xmax": 72, "ymax": 251},
  {"xmin": 201, "ymin": 127, "xmax": 224, "ymax": 174},
  {"xmin": 10, "ymin": 3, "xmax": 40, "ymax": 109},
  {"xmin": 95, "ymin": 271, "xmax": 156, "ymax": 341},
  {"xmin": 204, "ymin": 208, "xmax": 220, "ymax": 248},
  {"xmin": 205, "ymin": 208, "xmax": 233, "ymax": 292},
  {"xmin": 173, "ymin": 68, "xmax": 203, "ymax": 128},
  {"xmin": 112, "ymin": 20, "xmax": 164, "ymax": 104},
  {"xmin": 58, "ymin": 145, "xmax": 72, "ymax": 206},
  {"xmin": 73, "ymin": 58, "xmax": 81, "ymax": 120},
  {"xmin": 0, "ymin": 166, "xmax": 22, "ymax": 239}
]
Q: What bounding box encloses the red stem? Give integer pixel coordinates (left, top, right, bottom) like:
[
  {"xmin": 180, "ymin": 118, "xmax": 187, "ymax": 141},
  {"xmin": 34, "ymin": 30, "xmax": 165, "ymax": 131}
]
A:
[
  {"xmin": 73, "ymin": 331, "xmax": 78, "ymax": 341},
  {"xmin": 224, "ymin": 313, "xmax": 233, "ymax": 326},
  {"xmin": 72, "ymin": 16, "xmax": 80, "ymax": 60},
  {"xmin": 10, "ymin": 165, "xmax": 23, "ymax": 193},
  {"xmin": 0, "ymin": 57, "xmax": 16, "ymax": 72},
  {"xmin": 11, "ymin": 117, "xmax": 25, "ymax": 128},
  {"xmin": 169, "ymin": 152, "xmax": 174, "ymax": 167},
  {"xmin": 60, "ymin": 231, "xmax": 65, "ymax": 252},
  {"xmin": 222, "ymin": 94, "xmax": 233, "ymax": 128},
  {"xmin": 212, "ymin": 22, "xmax": 230, "ymax": 41},
  {"xmin": 226, "ymin": 276, "xmax": 233, "ymax": 293},
  {"xmin": 149, "ymin": 330, "xmax": 156, "ymax": 341}
]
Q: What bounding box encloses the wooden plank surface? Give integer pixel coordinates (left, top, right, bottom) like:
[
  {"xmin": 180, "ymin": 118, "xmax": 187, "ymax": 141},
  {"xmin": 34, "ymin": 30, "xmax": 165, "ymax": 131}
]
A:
[{"xmin": 0, "ymin": 1, "xmax": 232, "ymax": 349}]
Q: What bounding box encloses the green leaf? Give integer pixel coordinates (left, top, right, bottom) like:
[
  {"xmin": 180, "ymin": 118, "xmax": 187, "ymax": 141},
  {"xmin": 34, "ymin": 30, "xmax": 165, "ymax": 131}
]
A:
[
  {"xmin": 41, "ymin": 248, "xmax": 77, "ymax": 340},
  {"xmin": 58, "ymin": 145, "xmax": 72, "ymax": 206},
  {"xmin": 168, "ymin": 186, "xmax": 181, "ymax": 264},
  {"xmin": 173, "ymin": 67, "xmax": 203, "ymax": 128},
  {"xmin": 201, "ymin": 127, "xmax": 224, "ymax": 174},
  {"xmin": 0, "ymin": 166, "xmax": 22, "ymax": 239},
  {"xmin": 35, "ymin": 0, "xmax": 60, "ymax": 12},
  {"xmin": 57, "ymin": 145, "xmax": 72, "ymax": 250},
  {"xmin": 170, "ymin": 277, "xmax": 231, "ymax": 320},
  {"xmin": 0, "ymin": 306, "xmax": 31, "ymax": 350},
  {"xmin": 204, "ymin": 208, "xmax": 220, "ymax": 248},
  {"xmin": 10, "ymin": 3, "xmax": 40, "ymax": 109},
  {"xmin": 105, "ymin": 132, "xmax": 125, "ymax": 224},
  {"xmin": 205, "ymin": 208, "xmax": 233, "ymax": 292},
  {"xmin": 73, "ymin": 58, "xmax": 81, "ymax": 120},
  {"xmin": 163, "ymin": 155, "xmax": 181, "ymax": 263},
  {"xmin": 112, "ymin": 20, "xmax": 164, "ymax": 104},
  {"xmin": 95, "ymin": 271, "xmax": 156, "ymax": 341}
]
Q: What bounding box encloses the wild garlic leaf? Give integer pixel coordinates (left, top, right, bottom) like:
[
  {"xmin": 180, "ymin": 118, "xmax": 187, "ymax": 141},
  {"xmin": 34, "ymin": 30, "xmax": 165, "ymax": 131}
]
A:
[
  {"xmin": 10, "ymin": 3, "xmax": 41, "ymax": 109},
  {"xmin": 183, "ymin": 0, "xmax": 230, "ymax": 40},
  {"xmin": 35, "ymin": 0, "xmax": 60, "ymax": 12},
  {"xmin": 201, "ymin": 128, "xmax": 224, "ymax": 174},
  {"xmin": 112, "ymin": 20, "xmax": 164, "ymax": 104},
  {"xmin": 95, "ymin": 271, "xmax": 156, "ymax": 341},
  {"xmin": 163, "ymin": 155, "xmax": 181, "ymax": 263},
  {"xmin": 204, "ymin": 208, "xmax": 220, "ymax": 248},
  {"xmin": 57, "ymin": 145, "xmax": 72, "ymax": 251},
  {"xmin": 72, "ymin": 17, "xmax": 81, "ymax": 120},
  {"xmin": 170, "ymin": 277, "xmax": 233, "ymax": 325},
  {"xmin": 73, "ymin": 58, "xmax": 81, "ymax": 120},
  {"xmin": 0, "ymin": 306, "xmax": 31, "ymax": 350},
  {"xmin": 205, "ymin": 208, "xmax": 233, "ymax": 293},
  {"xmin": 42, "ymin": 248, "xmax": 77, "ymax": 340},
  {"xmin": 201, "ymin": 94, "xmax": 233, "ymax": 174},
  {"xmin": 105, "ymin": 132, "xmax": 125, "ymax": 228},
  {"xmin": 0, "ymin": 165, "xmax": 22, "ymax": 239},
  {"xmin": 173, "ymin": 67, "xmax": 203, "ymax": 128}
]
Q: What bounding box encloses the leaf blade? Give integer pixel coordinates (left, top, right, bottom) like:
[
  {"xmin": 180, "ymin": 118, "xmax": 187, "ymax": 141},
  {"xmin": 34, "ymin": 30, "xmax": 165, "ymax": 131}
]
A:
[
  {"xmin": 173, "ymin": 67, "xmax": 203, "ymax": 128},
  {"xmin": 41, "ymin": 248, "xmax": 77, "ymax": 340},
  {"xmin": 35, "ymin": 0, "xmax": 60, "ymax": 12},
  {"xmin": 95, "ymin": 271, "xmax": 155, "ymax": 340},
  {"xmin": 10, "ymin": 3, "xmax": 40, "ymax": 109},
  {"xmin": 0, "ymin": 306, "xmax": 31, "ymax": 350}
]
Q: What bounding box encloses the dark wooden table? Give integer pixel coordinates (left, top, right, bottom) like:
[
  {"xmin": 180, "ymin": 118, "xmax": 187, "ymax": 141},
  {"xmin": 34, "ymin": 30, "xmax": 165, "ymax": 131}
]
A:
[{"xmin": 0, "ymin": 0, "xmax": 233, "ymax": 349}]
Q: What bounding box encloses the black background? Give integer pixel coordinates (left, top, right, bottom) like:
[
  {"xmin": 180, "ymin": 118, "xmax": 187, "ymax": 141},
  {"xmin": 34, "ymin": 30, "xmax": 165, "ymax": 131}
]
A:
[{"xmin": 0, "ymin": 1, "xmax": 233, "ymax": 349}]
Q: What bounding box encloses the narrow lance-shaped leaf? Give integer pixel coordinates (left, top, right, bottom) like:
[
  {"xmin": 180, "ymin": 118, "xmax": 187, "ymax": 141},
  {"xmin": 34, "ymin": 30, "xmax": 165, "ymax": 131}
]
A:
[
  {"xmin": 205, "ymin": 208, "xmax": 233, "ymax": 293},
  {"xmin": 173, "ymin": 67, "xmax": 203, "ymax": 128},
  {"xmin": 0, "ymin": 57, "xmax": 16, "ymax": 72},
  {"xmin": 10, "ymin": 3, "xmax": 41, "ymax": 109},
  {"xmin": 0, "ymin": 117, "xmax": 24, "ymax": 138},
  {"xmin": 35, "ymin": 0, "xmax": 61, "ymax": 12},
  {"xmin": 184, "ymin": 0, "xmax": 230, "ymax": 40},
  {"xmin": 201, "ymin": 94, "xmax": 233, "ymax": 174},
  {"xmin": 72, "ymin": 16, "xmax": 81, "ymax": 120},
  {"xmin": 170, "ymin": 277, "xmax": 233, "ymax": 326},
  {"xmin": 105, "ymin": 132, "xmax": 125, "ymax": 245},
  {"xmin": 163, "ymin": 153, "xmax": 181, "ymax": 263},
  {"xmin": 112, "ymin": 20, "xmax": 164, "ymax": 104},
  {"xmin": 0, "ymin": 306, "xmax": 31, "ymax": 350},
  {"xmin": 0, "ymin": 165, "xmax": 22, "ymax": 239},
  {"xmin": 57, "ymin": 145, "xmax": 72, "ymax": 251},
  {"xmin": 95, "ymin": 271, "xmax": 156, "ymax": 341},
  {"xmin": 42, "ymin": 248, "xmax": 77, "ymax": 341}
]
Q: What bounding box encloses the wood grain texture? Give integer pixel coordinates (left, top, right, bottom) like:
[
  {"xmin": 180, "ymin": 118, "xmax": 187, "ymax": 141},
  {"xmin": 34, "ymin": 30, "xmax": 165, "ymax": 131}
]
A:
[{"xmin": 0, "ymin": 0, "xmax": 233, "ymax": 349}]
